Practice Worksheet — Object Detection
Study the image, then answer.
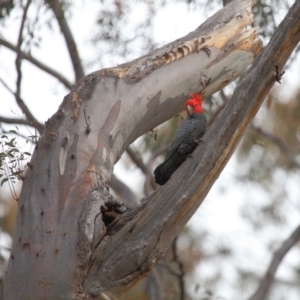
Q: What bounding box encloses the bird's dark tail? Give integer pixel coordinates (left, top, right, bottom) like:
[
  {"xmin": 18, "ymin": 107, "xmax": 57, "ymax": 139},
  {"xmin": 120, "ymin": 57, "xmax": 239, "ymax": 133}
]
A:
[{"xmin": 154, "ymin": 163, "xmax": 170, "ymax": 185}]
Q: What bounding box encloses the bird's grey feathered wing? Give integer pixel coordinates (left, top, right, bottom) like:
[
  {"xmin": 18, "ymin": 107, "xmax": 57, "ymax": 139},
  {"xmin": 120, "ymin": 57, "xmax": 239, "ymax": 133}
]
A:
[
  {"xmin": 165, "ymin": 114, "xmax": 206, "ymax": 161},
  {"xmin": 154, "ymin": 113, "xmax": 207, "ymax": 185}
]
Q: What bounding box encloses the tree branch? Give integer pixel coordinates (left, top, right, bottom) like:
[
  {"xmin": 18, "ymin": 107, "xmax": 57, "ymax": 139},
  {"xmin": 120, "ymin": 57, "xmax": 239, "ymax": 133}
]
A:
[
  {"xmin": 15, "ymin": 0, "xmax": 32, "ymax": 99},
  {"xmin": 158, "ymin": 261, "xmax": 181, "ymax": 277},
  {"xmin": 46, "ymin": 0, "xmax": 85, "ymax": 81},
  {"xmin": 126, "ymin": 146, "xmax": 152, "ymax": 179},
  {"xmin": 207, "ymin": 89, "xmax": 230, "ymax": 127},
  {"xmin": 8, "ymin": 0, "xmax": 300, "ymax": 298},
  {"xmin": 126, "ymin": 146, "xmax": 156, "ymax": 194},
  {"xmin": 248, "ymin": 224, "xmax": 300, "ymax": 300},
  {"xmin": 144, "ymin": 267, "xmax": 162, "ymax": 300},
  {"xmin": 147, "ymin": 145, "xmax": 170, "ymax": 166},
  {"xmin": 110, "ymin": 174, "xmax": 139, "ymax": 207},
  {"xmin": 11, "ymin": 0, "xmax": 45, "ymax": 135},
  {"xmin": 0, "ymin": 37, "xmax": 73, "ymax": 89},
  {"xmin": 251, "ymin": 125, "xmax": 300, "ymax": 168},
  {"xmin": 172, "ymin": 237, "xmax": 185, "ymax": 300},
  {"xmin": 0, "ymin": 78, "xmax": 44, "ymax": 134},
  {"xmin": 0, "ymin": 125, "xmax": 34, "ymax": 142},
  {"xmin": 83, "ymin": 0, "xmax": 300, "ymax": 295},
  {"xmin": 146, "ymin": 145, "xmax": 170, "ymax": 193},
  {"xmin": 0, "ymin": 115, "xmax": 36, "ymax": 129}
]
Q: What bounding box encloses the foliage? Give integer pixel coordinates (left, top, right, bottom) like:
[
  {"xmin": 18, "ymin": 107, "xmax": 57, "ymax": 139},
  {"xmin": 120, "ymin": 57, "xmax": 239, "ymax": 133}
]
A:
[
  {"xmin": 253, "ymin": 0, "xmax": 292, "ymax": 39},
  {"xmin": 0, "ymin": 0, "xmax": 14, "ymax": 20},
  {"xmin": 0, "ymin": 128, "xmax": 34, "ymax": 200},
  {"xmin": 237, "ymin": 90, "xmax": 300, "ymax": 207}
]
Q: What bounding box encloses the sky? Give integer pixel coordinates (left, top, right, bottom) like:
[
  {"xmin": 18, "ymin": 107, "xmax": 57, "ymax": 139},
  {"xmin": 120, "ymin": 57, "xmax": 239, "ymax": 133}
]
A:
[{"xmin": 0, "ymin": 1, "xmax": 300, "ymax": 299}]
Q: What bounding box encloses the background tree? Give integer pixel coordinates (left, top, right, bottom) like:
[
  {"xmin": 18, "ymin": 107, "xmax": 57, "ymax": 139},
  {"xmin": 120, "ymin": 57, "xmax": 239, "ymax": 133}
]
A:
[{"xmin": 0, "ymin": 3, "xmax": 298, "ymax": 300}]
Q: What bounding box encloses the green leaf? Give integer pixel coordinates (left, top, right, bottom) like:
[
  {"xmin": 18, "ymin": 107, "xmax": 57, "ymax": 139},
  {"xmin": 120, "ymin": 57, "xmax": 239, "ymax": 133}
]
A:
[
  {"xmin": 1, "ymin": 178, "xmax": 8, "ymax": 186},
  {"xmin": 5, "ymin": 141, "xmax": 15, "ymax": 147}
]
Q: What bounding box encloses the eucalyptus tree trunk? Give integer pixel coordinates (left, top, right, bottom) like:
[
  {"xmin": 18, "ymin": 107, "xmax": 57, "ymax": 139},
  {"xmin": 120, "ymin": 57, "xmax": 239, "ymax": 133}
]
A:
[{"xmin": 4, "ymin": 0, "xmax": 299, "ymax": 298}]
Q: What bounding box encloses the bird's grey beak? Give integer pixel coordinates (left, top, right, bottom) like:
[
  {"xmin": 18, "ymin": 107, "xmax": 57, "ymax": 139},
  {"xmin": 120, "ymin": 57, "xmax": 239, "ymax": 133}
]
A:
[{"xmin": 187, "ymin": 105, "xmax": 193, "ymax": 114}]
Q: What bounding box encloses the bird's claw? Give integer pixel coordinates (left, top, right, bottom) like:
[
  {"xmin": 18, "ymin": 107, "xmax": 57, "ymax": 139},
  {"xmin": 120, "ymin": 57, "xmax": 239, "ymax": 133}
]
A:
[
  {"xmin": 201, "ymin": 46, "xmax": 211, "ymax": 58},
  {"xmin": 198, "ymin": 73, "xmax": 211, "ymax": 95},
  {"xmin": 275, "ymin": 65, "xmax": 285, "ymax": 84}
]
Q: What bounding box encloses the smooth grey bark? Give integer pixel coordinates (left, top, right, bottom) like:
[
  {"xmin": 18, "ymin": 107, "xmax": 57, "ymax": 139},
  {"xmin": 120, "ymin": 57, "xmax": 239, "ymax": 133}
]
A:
[{"xmin": 2, "ymin": 0, "xmax": 268, "ymax": 299}]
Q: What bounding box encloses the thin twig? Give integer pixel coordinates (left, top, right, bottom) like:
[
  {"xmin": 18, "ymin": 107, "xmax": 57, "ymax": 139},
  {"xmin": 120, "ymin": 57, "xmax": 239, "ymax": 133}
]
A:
[
  {"xmin": 147, "ymin": 145, "xmax": 170, "ymax": 165},
  {"xmin": 15, "ymin": 0, "xmax": 32, "ymax": 98},
  {"xmin": 0, "ymin": 78, "xmax": 44, "ymax": 134},
  {"xmin": 248, "ymin": 223, "xmax": 300, "ymax": 300},
  {"xmin": 0, "ymin": 115, "xmax": 36, "ymax": 129},
  {"xmin": 12, "ymin": 0, "xmax": 44, "ymax": 135},
  {"xmin": 240, "ymin": 270, "xmax": 299, "ymax": 288},
  {"xmin": 0, "ymin": 37, "xmax": 72, "ymax": 89},
  {"xmin": 110, "ymin": 174, "xmax": 139, "ymax": 207},
  {"xmin": 0, "ymin": 125, "xmax": 33, "ymax": 142},
  {"xmin": 207, "ymin": 89, "xmax": 230, "ymax": 127},
  {"xmin": 172, "ymin": 236, "xmax": 185, "ymax": 300},
  {"xmin": 251, "ymin": 125, "xmax": 300, "ymax": 168},
  {"xmin": 158, "ymin": 261, "xmax": 181, "ymax": 277},
  {"xmin": 145, "ymin": 144, "xmax": 170, "ymax": 195},
  {"xmin": 146, "ymin": 144, "xmax": 170, "ymax": 177},
  {"xmin": 285, "ymin": 44, "xmax": 300, "ymax": 70},
  {"xmin": 126, "ymin": 146, "xmax": 156, "ymax": 193},
  {"xmin": 46, "ymin": 0, "xmax": 85, "ymax": 81}
]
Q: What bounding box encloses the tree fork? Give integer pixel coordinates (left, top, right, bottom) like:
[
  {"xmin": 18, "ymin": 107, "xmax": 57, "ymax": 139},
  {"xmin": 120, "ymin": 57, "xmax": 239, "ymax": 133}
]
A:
[{"xmin": 2, "ymin": 0, "xmax": 265, "ymax": 299}]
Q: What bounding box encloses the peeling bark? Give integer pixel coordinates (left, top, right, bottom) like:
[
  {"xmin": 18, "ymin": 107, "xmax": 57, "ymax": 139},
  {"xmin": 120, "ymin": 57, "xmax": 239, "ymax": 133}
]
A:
[{"xmin": 1, "ymin": 0, "xmax": 278, "ymax": 299}]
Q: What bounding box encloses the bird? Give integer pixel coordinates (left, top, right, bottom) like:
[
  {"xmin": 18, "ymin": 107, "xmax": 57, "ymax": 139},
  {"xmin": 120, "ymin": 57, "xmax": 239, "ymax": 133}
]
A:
[{"xmin": 154, "ymin": 94, "xmax": 207, "ymax": 185}]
